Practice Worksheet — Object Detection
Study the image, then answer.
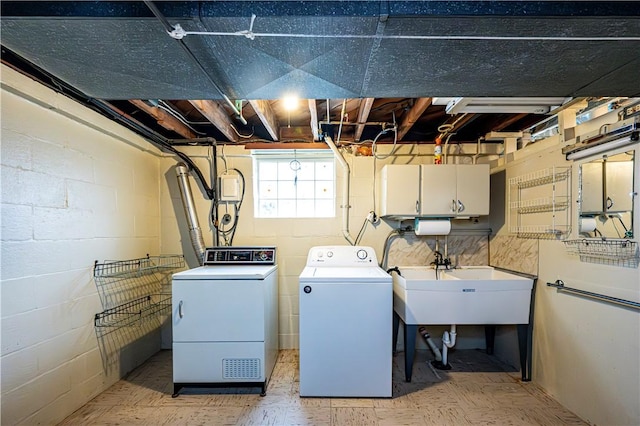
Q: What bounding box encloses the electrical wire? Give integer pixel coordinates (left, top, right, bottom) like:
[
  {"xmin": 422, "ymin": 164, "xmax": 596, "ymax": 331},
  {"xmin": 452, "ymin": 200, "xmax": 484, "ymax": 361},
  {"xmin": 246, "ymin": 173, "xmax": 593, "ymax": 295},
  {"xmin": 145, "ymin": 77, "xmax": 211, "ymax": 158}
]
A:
[
  {"xmin": 229, "ymin": 123, "xmax": 255, "ymax": 139},
  {"xmin": 156, "ymin": 100, "xmax": 207, "ymax": 136}
]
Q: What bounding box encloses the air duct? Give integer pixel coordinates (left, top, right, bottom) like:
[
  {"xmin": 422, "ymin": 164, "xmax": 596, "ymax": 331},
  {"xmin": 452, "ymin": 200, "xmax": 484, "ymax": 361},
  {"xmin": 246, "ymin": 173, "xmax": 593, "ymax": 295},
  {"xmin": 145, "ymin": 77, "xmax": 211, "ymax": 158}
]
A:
[{"xmin": 176, "ymin": 164, "xmax": 207, "ymax": 265}]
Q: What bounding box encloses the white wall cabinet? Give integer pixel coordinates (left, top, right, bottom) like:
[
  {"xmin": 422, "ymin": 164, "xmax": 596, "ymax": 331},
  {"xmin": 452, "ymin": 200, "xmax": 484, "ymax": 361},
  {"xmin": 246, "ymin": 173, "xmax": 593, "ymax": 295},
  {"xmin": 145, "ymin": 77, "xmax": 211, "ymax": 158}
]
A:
[
  {"xmin": 421, "ymin": 164, "xmax": 490, "ymax": 217},
  {"xmin": 380, "ymin": 164, "xmax": 421, "ymax": 217},
  {"xmin": 380, "ymin": 164, "xmax": 489, "ymax": 218}
]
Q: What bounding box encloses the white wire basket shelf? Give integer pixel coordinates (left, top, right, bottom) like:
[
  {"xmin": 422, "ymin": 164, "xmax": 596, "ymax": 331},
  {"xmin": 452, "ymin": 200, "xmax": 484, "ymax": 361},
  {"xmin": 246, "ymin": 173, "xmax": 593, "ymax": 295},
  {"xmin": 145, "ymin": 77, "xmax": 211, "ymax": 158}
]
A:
[
  {"xmin": 509, "ymin": 167, "xmax": 570, "ymax": 189},
  {"xmin": 94, "ymin": 254, "xmax": 184, "ymax": 279},
  {"xmin": 564, "ymin": 239, "xmax": 639, "ymax": 261},
  {"xmin": 510, "ymin": 225, "xmax": 571, "ymax": 239},
  {"xmin": 510, "ymin": 196, "xmax": 570, "ymax": 214}
]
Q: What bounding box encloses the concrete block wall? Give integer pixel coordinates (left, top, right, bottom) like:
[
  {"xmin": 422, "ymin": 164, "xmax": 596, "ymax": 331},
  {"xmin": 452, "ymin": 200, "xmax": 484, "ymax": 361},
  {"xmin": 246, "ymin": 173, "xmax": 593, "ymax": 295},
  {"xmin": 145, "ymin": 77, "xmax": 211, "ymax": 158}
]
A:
[{"xmin": 1, "ymin": 66, "xmax": 164, "ymax": 425}]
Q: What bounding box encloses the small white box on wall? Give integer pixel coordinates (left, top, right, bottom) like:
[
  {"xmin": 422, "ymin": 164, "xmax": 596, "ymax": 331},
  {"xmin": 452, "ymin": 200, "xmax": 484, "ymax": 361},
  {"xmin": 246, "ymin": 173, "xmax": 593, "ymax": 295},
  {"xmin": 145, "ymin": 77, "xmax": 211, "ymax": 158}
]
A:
[{"xmin": 219, "ymin": 175, "xmax": 241, "ymax": 202}]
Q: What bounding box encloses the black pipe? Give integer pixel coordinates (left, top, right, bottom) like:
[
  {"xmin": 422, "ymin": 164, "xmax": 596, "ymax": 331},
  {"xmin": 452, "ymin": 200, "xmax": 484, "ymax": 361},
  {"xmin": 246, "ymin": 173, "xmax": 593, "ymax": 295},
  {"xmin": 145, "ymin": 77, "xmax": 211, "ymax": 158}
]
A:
[{"xmin": 386, "ymin": 266, "xmax": 401, "ymax": 276}]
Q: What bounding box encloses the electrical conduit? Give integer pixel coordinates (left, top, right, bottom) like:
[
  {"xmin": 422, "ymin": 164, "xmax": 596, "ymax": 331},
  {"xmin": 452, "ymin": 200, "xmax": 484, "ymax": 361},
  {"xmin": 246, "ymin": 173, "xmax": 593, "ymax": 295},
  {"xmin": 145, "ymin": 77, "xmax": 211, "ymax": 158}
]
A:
[
  {"xmin": 325, "ymin": 136, "xmax": 355, "ymax": 245},
  {"xmin": 176, "ymin": 164, "xmax": 207, "ymax": 265}
]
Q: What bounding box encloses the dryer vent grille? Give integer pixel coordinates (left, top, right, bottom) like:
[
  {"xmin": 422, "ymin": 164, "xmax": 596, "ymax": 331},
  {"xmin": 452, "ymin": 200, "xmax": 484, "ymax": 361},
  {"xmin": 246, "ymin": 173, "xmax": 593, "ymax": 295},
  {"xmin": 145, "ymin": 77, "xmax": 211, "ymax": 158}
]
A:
[{"xmin": 223, "ymin": 358, "xmax": 261, "ymax": 379}]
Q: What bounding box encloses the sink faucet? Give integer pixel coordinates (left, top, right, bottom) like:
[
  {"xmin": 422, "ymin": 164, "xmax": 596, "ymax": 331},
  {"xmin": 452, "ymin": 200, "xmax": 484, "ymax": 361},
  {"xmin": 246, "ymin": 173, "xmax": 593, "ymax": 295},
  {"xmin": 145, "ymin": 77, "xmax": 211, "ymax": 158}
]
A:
[{"xmin": 431, "ymin": 251, "xmax": 452, "ymax": 270}]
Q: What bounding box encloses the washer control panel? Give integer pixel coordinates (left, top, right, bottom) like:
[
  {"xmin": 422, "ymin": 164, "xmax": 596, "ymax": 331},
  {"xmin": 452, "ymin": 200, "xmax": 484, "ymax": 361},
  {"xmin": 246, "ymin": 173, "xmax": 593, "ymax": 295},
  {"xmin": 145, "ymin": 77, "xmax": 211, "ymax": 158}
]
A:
[
  {"xmin": 306, "ymin": 246, "xmax": 378, "ymax": 266},
  {"xmin": 204, "ymin": 246, "xmax": 276, "ymax": 265}
]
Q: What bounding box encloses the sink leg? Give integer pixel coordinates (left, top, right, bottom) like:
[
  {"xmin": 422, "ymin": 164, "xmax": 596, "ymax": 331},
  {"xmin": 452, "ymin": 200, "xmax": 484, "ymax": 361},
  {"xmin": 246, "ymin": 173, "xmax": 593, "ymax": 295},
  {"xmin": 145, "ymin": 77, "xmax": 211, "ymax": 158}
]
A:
[
  {"xmin": 517, "ymin": 324, "xmax": 530, "ymax": 381},
  {"xmin": 485, "ymin": 325, "xmax": 496, "ymax": 355},
  {"xmin": 404, "ymin": 323, "xmax": 417, "ymax": 382},
  {"xmin": 392, "ymin": 312, "xmax": 400, "ymax": 353}
]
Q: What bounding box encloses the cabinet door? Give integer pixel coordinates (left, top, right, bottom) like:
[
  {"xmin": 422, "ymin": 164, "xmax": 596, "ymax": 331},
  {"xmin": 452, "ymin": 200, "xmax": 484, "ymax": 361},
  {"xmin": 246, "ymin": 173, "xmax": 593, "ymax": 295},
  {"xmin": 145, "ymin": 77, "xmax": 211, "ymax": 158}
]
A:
[
  {"xmin": 456, "ymin": 164, "xmax": 490, "ymax": 216},
  {"xmin": 380, "ymin": 165, "xmax": 420, "ymax": 216},
  {"xmin": 420, "ymin": 165, "xmax": 457, "ymax": 216}
]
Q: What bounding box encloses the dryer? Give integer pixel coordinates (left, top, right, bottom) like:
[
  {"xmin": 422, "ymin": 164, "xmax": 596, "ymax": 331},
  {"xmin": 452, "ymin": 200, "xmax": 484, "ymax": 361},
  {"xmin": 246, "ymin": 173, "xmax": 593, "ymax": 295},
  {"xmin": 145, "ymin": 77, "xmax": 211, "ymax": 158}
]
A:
[
  {"xmin": 299, "ymin": 246, "xmax": 392, "ymax": 397},
  {"xmin": 171, "ymin": 246, "xmax": 277, "ymax": 397}
]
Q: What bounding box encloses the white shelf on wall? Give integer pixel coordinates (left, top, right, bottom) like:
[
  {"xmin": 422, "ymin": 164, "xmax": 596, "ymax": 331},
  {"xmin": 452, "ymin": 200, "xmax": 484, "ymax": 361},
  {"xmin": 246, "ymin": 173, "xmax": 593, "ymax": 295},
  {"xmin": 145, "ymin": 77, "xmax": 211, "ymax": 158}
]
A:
[
  {"xmin": 564, "ymin": 239, "xmax": 639, "ymax": 267},
  {"xmin": 508, "ymin": 167, "xmax": 571, "ymax": 239}
]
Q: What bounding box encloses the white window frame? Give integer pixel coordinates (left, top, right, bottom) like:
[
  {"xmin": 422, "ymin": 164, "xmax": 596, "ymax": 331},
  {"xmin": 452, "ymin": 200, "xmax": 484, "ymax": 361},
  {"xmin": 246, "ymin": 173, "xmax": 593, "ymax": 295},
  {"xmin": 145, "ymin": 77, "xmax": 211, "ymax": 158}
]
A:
[{"xmin": 252, "ymin": 150, "xmax": 336, "ymax": 218}]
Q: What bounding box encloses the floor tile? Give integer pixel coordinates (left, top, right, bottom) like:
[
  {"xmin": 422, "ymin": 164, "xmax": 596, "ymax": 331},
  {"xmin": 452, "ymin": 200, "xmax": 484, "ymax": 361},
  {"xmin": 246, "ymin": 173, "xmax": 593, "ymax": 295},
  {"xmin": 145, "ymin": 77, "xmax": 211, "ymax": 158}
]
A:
[{"xmin": 332, "ymin": 407, "xmax": 379, "ymax": 426}]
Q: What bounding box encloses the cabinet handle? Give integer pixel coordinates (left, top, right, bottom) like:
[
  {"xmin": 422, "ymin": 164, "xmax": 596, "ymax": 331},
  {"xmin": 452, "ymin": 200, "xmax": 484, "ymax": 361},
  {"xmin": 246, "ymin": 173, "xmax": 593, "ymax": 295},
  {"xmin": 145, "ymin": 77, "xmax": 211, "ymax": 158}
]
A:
[
  {"xmin": 606, "ymin": 196, "xmax": 613, "ymax": 210},
  {"xmin": 458, "ymin": 200, "xmax": 465, "ymax": 213},
  {"xmin": 451, "ymin": 199, "xmax": 457, "ymax": 212},
  {"xmin": 178, "ymin": 300, "xmax": 184, "ymax": 318},
  {"xmin": 416, "ymin": 201, "xmax": 419, "ymax": 213}
]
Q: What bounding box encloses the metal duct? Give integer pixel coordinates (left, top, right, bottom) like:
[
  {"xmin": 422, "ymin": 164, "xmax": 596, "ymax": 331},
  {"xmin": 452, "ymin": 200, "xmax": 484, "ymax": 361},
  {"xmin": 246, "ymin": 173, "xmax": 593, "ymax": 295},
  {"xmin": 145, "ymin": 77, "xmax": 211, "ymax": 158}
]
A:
[{"xmin": 175, "ymin": 163, "xmax": 207, "ymax": 265}]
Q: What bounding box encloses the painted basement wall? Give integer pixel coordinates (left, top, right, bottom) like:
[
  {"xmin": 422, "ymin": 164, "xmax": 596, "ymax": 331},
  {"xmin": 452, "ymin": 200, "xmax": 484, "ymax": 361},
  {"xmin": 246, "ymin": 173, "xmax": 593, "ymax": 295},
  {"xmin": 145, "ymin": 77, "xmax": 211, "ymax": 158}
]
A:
[
  {"xmin": 489, "ymin": 113, "xmax": 640, "ymax": 425},
  {"xmin": 1, "ymin": 66, "xmax": 165, "ymax": 425}
]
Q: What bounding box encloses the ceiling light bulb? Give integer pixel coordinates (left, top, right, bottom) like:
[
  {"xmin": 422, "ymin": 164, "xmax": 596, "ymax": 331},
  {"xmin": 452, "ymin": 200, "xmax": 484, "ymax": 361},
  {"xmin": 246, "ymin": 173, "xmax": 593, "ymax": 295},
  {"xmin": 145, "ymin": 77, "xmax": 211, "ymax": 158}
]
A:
[{"xmin": 283, "ymin": 95, "xmax": 299, "ymax": 111}]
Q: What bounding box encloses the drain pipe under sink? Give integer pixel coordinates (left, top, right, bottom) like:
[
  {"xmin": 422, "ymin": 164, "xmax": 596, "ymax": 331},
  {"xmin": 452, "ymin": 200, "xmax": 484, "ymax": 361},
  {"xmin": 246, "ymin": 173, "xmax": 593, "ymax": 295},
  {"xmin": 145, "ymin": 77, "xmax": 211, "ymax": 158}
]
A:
[
  {"xmin": 325, "ymin": 136, "xmax": 355, "ymax": 245},
  {"xmin": 433, "ymin": 325, "xmax": 457, "ymax": 370}
]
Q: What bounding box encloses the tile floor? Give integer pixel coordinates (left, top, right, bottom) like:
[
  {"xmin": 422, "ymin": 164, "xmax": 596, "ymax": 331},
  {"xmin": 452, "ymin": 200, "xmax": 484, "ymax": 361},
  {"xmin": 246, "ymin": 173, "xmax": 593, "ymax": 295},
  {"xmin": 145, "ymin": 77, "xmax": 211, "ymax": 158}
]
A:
[{"xmin": 60, "ymin": 349, "xmax": 586, "ymax": 425}]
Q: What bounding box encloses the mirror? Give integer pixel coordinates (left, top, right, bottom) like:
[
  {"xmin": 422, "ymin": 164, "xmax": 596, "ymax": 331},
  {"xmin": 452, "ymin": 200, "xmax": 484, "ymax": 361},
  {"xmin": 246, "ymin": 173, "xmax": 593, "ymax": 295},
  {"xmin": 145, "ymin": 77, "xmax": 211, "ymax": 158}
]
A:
[{"xmin": 579, "ymin": 151, "xmax": 635, "ymax": 239}]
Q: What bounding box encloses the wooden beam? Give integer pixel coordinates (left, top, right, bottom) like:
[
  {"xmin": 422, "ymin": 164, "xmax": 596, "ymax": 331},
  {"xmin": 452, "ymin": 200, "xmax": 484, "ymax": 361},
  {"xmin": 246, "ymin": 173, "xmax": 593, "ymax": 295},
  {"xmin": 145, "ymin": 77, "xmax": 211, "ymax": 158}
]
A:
[
  {"xmin": 492, "ymin": 113, "xmax": 528, "ymax": 132},
  {"xmin": 248, "ymin": 99, "xmax": 279, "ymax": 141},
  {"xmin": 397, "ymin": 97, "xmax": 432, "ymax": 140},
  {"xmin": 244, "ymin": 142, "xmax": 329, "ymax": 150},
  {"xmin": 129, "ymin": 99, "xmax": 196, "ymax": 139},
  {"xmin": 308, "ymin": 99, "xmax": 319, "ymax": 141},
  {"xmin": 188, "ymin": 100, "xmax": 238, "ymax": 143},
  {"xmin": 354, "ymin": 98, "xmax": 374, "ymax": 142}
]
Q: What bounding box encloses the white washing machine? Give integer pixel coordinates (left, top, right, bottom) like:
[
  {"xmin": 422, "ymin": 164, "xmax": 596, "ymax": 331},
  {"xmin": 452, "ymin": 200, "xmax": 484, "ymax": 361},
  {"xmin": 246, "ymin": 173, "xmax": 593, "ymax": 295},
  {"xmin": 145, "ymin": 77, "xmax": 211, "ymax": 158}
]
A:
[
  {"xmin": 299, "ymin": 246, "xmax": 392, "ymax": 397},
  {"xmin": 171, "ymin": 246, "xmax": 278, "ymax": 397}
]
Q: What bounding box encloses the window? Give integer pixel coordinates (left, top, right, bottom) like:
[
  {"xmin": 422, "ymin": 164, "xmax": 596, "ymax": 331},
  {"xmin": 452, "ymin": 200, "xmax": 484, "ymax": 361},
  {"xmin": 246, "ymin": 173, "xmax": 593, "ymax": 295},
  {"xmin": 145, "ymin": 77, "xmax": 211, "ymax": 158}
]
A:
[{"xmin": 253, "ymin": 150, "xmax": 335, "ymax": 218}]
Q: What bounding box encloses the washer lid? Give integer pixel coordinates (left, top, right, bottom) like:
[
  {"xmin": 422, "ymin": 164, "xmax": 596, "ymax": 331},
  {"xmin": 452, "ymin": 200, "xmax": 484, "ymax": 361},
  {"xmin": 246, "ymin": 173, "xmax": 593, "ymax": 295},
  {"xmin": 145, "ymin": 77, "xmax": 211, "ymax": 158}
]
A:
[
  {"xmin": 172, "ymin": 264, "xmax": 277, "ymax": 280},
  {"xmin": 299, "ymin": 266, "xmax": 391, "ymax": 282}
]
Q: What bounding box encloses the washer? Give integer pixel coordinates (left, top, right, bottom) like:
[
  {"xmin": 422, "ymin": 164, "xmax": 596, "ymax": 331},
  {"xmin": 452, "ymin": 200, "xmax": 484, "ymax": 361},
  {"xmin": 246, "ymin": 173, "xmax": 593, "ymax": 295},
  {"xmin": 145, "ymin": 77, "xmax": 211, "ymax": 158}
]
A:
[
  {"xmin": 299, "ymin": 246, "xmax": 392, "ymax": 397},
  {"xmin": 171, "ymin": 246, "xmax": 277, "ymax": 397}
]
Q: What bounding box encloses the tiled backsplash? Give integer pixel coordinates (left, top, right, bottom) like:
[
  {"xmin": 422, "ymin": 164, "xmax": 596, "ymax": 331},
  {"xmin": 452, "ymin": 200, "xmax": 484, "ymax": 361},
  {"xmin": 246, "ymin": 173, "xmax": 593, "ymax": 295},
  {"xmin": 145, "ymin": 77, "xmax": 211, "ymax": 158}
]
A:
[
  {"xmin": 489, "ymin": 235, "xmax": 539, "ymax": 276},
  {"xmin": 387, "ymin": 234, "xmax": 489, "ymax": 267}
]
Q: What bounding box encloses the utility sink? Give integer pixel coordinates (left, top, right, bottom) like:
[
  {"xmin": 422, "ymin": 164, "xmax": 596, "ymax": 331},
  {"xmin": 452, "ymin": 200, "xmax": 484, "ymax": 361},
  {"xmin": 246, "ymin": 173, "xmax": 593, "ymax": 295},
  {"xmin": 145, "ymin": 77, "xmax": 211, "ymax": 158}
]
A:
[{"xmin": 392, "ymin": 266, "xmax": 534, "ymax": 325}]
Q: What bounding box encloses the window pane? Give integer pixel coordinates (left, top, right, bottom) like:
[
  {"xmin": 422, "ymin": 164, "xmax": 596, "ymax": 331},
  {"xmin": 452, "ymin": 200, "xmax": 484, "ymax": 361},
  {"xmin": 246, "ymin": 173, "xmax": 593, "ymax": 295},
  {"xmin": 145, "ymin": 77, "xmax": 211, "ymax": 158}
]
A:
[
  {"xmin": 296, "ymin": 161, "xmax": 315, "ymax": 180},
  {"xmin": 259, "ymin": 200, "xmax": 278, "ymax": 217},
  {"xmin": 278, "ymin": 161, "xmax": 297, "ymax": 181},
  {"xmin": 296, "ymin": 181, "xmax": 315, "ymax": 199},
  {"xmin": 259, "ymin": 181, "xmax": 277, "ymax": 199},
  {"xmin": 315, "ymin": 180, "xmax": 333, "ymax": 199},
  {"xmin": 278, "ymin": 181, "xmax": 296, "ymax": 198},
  {"xmin": 278, "ymin": 199, "xmax": 295, "ymax": 217},
  {"xmin": 260, "ymin": 162, "xmax": 278, "ymax": 180},
  {"xmin": 316, "ymin": 161, "xmax": 334, "ymax": 180},
  {"xmin": 297, "ymin": 199, "xmax": 315, "ymax": 217}
]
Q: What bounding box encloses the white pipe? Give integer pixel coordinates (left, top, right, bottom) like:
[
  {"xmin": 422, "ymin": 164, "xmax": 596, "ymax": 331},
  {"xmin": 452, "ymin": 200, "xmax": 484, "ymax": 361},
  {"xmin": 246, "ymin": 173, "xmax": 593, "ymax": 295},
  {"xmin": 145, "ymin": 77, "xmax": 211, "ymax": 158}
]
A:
[
  {"xmin": 441, "ymin": 325, "xmax": 457, "ymax": 367},
  {"xmin": 325, "ymin": 136, "xmax": 355, "ymax": 245}
]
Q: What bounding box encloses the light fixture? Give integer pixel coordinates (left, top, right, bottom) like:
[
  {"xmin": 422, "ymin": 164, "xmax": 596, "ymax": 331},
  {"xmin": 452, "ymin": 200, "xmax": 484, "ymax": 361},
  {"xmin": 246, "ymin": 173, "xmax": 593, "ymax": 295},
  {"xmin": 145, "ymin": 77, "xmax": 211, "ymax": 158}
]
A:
[
  {"xmin": 282, "ymin": 94, "xmax": 299, "ymax": 112},
  {"xmin": 443, "ymin": 97, "xmax": 570, "ymax": 115},
  {"xmin": 566, "ymin": 135, "xmax": 637, "ymax": 160}
]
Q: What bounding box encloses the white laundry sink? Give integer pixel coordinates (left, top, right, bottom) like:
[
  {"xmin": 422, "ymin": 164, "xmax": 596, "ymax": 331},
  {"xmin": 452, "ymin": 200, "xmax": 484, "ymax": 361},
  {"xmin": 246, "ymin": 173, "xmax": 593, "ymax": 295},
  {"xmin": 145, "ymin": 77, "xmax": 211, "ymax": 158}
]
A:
[{"xmin": 393, "ymin": 266, "xmax": 533, "ymax": 325}]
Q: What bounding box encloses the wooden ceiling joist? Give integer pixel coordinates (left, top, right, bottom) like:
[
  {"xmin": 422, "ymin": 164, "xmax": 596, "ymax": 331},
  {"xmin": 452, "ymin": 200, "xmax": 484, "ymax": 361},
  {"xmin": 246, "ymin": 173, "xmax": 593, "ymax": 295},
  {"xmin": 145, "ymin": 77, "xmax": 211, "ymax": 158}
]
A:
[
  {"xmin": 354, "ymin": 98, "xmax": 374, "ymax": 142},
  {"xmin": 188, "ymin": 100, "xmax": 238, "ymax": 143},
  {"xmin": 129, "ymin": 99, "xmax": 196, "ymax": 139},
  {"xmin": 248, "ymin": 99, "xmax": 279, "ymax": 141},
  {"xmin": 308, "ymin": 99, "xmax": 319, "ymax": 141},
  {"xmin": 492, "ymin": 113, "xmax": 528, "ymax": 132},
  {"xmin": 397, "ymin": 97, "xmax": 432, "ymax": 140}
]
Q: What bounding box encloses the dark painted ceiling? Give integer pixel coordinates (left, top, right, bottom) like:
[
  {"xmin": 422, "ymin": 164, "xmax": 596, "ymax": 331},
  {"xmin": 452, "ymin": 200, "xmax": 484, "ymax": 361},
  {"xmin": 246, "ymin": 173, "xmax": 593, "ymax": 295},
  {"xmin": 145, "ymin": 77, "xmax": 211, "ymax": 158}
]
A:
[{"xmin": 2, "ymin": 1, "xmax": 640, "ymax": 145}]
